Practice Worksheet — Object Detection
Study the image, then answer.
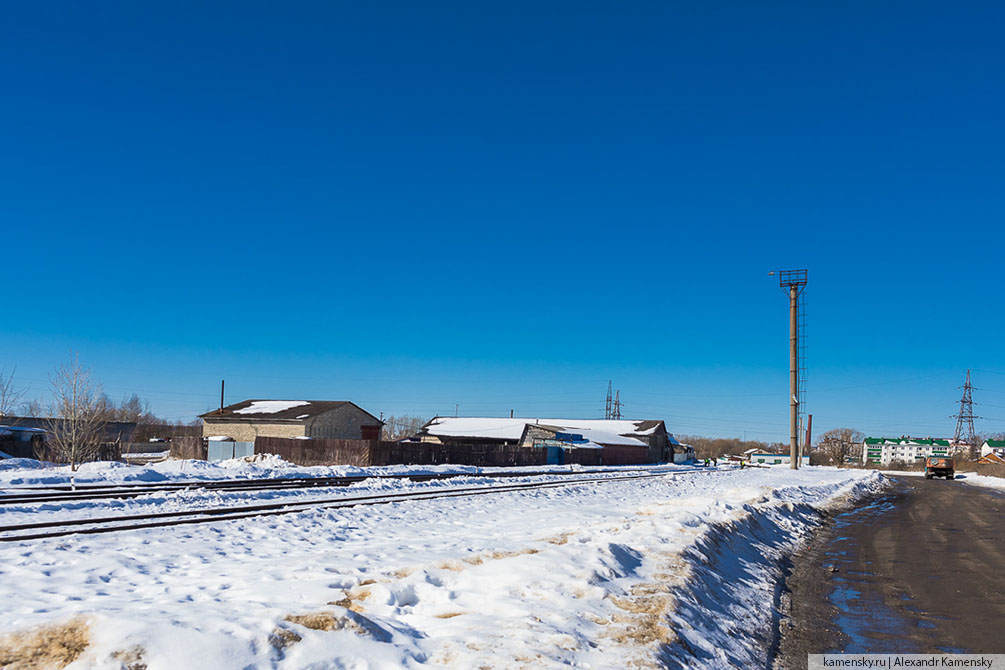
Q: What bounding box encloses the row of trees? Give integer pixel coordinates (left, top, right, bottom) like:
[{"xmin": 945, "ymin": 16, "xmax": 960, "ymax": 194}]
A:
[
  {"xmin": 381, "ymin": 415, "xmax": 427, "ymax": 441},
  {"xmin": 678, "ymin": 428, "xmax": 865, "ymax": 465},
  {"xmin": 1, "ymin": 363, "xmax": 162, "ymax": 424},
  {"xmin": 678, "ymin": 435, "xmax": 788, "ymax": 460},
  {"xmin": 1, "ymin": 355, "xmax": 195, "ymax": 470}
]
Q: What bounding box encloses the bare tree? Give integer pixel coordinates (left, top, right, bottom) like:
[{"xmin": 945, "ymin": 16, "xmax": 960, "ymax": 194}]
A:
[
  {"xmin": 104, "ymin": 393, "xmax": 158, "ymax": 423},
  {"xmin": 0, "ymin": 367, "xmax": 26, "ymax": 419},
  {"xmin": 21, "ymin": 398, "xmax": 50, "ymax": 418},
  {"xmin": 46, "ymin": 354, "xmax": 107, "ymax": 470},
  {"xmin": 381, "ymin": 415, "xmax": 428, "ymax": 441},
  {"xmin": 818, "ymin": 428, "xmax": 865, "ymax": 465}
]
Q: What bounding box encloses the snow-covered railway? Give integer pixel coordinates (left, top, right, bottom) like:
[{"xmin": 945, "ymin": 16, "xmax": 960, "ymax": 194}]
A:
[
  {"xmin": 0, "ymin": 465, "xmax": 689, "ymax": 505},
  {"xmin": 0, "ymin": 469, "xmax": 715, "ymax": 543}
]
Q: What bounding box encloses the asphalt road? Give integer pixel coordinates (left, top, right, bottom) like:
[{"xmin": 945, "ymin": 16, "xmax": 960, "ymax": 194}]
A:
[{"xmin": 773, "ymin": 475, "xmax": 1005, "ymax": 667}]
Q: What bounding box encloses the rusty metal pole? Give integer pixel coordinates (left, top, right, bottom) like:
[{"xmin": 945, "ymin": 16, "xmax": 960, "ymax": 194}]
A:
[
  {"xmin": 805, "ymin": 413, "xmax": 813, "ymax": 459},
  {"xmin": 790, "ymin": 285, "xmax": 799, "ymax": 469}
]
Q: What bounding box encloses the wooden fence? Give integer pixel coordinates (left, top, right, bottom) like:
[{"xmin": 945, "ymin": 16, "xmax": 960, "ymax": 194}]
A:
[
  {"xmin": 596, "ymin": 444, "xmax": 650, "ymax": 466},
  {"xmin": 254, "ymin": 436, "xmax": 607, "ymax": 467},
  {"xmin": 170, "ymin": 436, "xmax": 208, "ymax": 461}
]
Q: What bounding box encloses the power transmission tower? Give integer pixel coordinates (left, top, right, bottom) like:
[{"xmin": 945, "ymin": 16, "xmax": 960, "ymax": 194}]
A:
[
  {"xmin": 613, "ymin": 390, "xmax": 623, "ymax": 420},
  {"xmin": 952, "ymin": 369, "xmax": 980, "ymax": 457},
  {"xmin": 769, "ymin": 269, "xmax": 808, "ymax": 470},
  {"xmin": 605, "ymin": 381, "xmax": 613, "ymax": 420}
]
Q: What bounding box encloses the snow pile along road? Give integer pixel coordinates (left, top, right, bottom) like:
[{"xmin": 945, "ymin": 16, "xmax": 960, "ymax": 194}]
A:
[{"xmin": 0, "ymin": 465, "xmax": 884, "ymax": 669}]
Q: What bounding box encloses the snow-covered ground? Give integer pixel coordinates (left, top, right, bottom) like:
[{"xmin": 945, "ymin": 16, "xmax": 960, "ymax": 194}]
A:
[
  {"xmin": 957, "ymin": 472, "xmax": 1005, "ymax": 492},
  {"xmin": 0, "ymin": 462, "xmax": 884, "ymax": 669},
  {"xmin": 0, "ymin": 454, "xmax": 666, "ymax": 488}
]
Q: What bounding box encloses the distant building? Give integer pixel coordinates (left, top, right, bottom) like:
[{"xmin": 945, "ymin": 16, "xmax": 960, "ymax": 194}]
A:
[
  {"xmin": 674, "ymin": 442, "xmax": 696, "ymax": 464},
  {"xmin": 981, "ymin": 439, "xmax": 1005, "ymax": 460},
  {"xmin": 0, "ymin": 417, "xmax": 137, "ymax": 460},
  {"xmin": 746, "ymin": 452, "xmax": 810, "ymax": 466},
  {"xmin": 0, "ymin": 426, "xmax": 47, "ymax": 459},
  {"xmin": 199, "ymin": 400, "xmax": 382, "ymax": 443},
  {"xmin": 861, "ymin": 437, "xmax": 964, "ymax": 466},
  {"xmin": 412, "ymin": 416, "xmax": 677, "ymax": 463},
  {"xmin": 979, "ymin": 450, "xmax": 1005, "ymax": 466}
]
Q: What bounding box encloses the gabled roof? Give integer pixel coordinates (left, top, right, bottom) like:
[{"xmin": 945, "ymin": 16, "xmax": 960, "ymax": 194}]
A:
[
  {"xmin": 200, "ymin": 400, "xmax": 380, "ymax": 423},
  {"xmin": 984, "ymin": 439, "xmax": 1005, "ymax": 448},
  {"xmin": 418, "ymin": 417, "xmax": 664, "ymax": 446}
]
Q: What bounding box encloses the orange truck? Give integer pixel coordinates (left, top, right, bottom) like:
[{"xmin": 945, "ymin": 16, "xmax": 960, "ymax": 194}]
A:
[{"xmin": 925, "ymin": 455, "xmax": 955, "ymax": 480}]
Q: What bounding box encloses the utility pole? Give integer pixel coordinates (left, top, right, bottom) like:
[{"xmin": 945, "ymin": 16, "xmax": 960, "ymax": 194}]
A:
[
  {"xmin": 770, "ymin": 269, "xmax": 807, "ymax": 469},
  {"xmin": 219, "ymin": 379, "xmax": 225, "ymax": 414},
  {"xmin": 613, "ymin": 390, "xmax": 623, "ymax": 420},
  {"xmin": 952, "ymin": 370, "xmax": 980, "ymax": 459}
]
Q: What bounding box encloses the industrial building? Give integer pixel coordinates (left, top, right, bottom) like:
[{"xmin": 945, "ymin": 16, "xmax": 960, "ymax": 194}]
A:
[
  {"xmin": 200, "ymin": 400, "xmax": 382, "ymax": 443},
  {"xmin": 413, "ymin": 416, "xmax": 678, "ymax": 463}
]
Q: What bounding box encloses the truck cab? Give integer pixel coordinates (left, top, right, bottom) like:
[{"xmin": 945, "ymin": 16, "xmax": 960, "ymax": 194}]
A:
[{"xmin": 925, "ymin": 455, "xmax": 955, "ymax": 480}]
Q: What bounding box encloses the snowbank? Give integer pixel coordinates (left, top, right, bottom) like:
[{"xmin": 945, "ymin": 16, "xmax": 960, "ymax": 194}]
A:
[
  {"xmin": 0, "ymin": 466, "xmax": 884, "ymax": 669},
  {"xmin": 954, "ymin": 472, "xmax": 1005, "ymax": 492}
]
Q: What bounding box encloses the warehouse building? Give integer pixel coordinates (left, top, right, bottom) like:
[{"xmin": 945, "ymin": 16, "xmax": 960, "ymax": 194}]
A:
[
  {"xmin": 200, "ymin": 400, "xmax": 382, "ymax": 443},
  {"xmin": 413, "ymin": 416, "xmax": 678, "ymax": 463}
]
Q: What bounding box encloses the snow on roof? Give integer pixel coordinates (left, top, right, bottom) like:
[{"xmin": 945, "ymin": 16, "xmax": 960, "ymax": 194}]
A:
[
  {"xmin": 206, "ymin": 435, "xmax": 234, "ymax": 441},
  {"xmin": 234, "ymin": 400, "xmax": 310, "ymax": 415},
  {"xmin": 422, "ymin": 417, "xmax": 660, "ymax": 446},
  {"xmin": 201, "ymin": 400, "xmax": 379, "ymax": 422}
]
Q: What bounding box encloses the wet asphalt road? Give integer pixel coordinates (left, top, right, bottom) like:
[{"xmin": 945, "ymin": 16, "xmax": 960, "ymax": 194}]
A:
[{"xmin": 774, "ymin": 475, "xmax": 1005, "ymax": 667}]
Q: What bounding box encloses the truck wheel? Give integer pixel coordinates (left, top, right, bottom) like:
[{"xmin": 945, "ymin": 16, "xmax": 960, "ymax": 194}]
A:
[{"xmin": 925, "ymin": 474, "xmax": 933, "ymax": 480}]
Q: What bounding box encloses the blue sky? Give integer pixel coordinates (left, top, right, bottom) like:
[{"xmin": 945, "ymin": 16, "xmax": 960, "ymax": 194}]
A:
[{"xmin": 2, "ymin": 1, "xmax": 1004, "ymax": 440}]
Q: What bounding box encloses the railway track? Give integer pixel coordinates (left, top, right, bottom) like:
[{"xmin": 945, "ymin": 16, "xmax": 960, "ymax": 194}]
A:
[
  {"xmin": 0, "ymin": 466, "xmax": 685, "ymax": 505},
  {"xmin": 0, "ymin": 468, "xmax": 714, "ymax": 543}
]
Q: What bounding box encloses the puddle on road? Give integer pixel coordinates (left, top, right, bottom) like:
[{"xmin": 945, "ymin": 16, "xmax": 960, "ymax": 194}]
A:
[{"xmin": 823, "ymin": 492, "xmax": 921, "ymax": 653}]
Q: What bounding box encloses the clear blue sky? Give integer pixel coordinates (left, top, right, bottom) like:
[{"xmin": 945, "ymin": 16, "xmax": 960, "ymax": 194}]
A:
[{"xmin": 3, "ymin": 1, "xmax": 1004, "ymax": 441}]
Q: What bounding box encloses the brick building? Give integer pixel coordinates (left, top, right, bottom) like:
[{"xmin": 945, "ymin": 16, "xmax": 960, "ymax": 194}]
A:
[{"xmin": 199, "ymin": 400, "xmax": 382, "ymax": 443}]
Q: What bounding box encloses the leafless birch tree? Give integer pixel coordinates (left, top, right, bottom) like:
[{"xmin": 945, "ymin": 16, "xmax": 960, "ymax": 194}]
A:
[{"xmin": 46, "ymin": 354, "xmax": 106, "ymax": 470}]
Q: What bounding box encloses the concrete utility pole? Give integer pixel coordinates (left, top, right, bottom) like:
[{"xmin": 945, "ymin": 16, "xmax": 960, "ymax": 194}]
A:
[
  {"xmin": 790, "ymin": 283, "xmax": 799, "ymax": 468},
  {"xmin": 770, "ymin": 269, "xmax": 808, "ymax": 470}
]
